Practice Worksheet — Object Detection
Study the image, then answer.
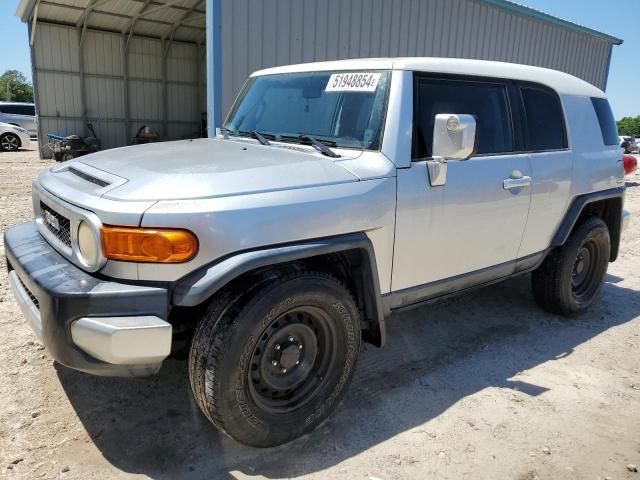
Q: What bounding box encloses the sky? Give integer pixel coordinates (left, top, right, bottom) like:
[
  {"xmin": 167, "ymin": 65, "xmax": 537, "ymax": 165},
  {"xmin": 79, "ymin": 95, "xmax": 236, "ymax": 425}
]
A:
[{"xmin": 0, "ymin": 0, "xmax": 637, "ymax": 119}]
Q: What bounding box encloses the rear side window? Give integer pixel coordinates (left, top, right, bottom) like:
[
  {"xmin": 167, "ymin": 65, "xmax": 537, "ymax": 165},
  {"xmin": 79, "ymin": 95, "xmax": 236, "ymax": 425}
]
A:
[
  {"xmin": 591, "ymin": 97, "xmax": 619, "ymax": 146},
  {"xmin": 413, "ymin": 78, "xmax": 513, "ymax": 158},
  {"xmin": 0, "ymin": 105, "xmax": 34, "ymax": 115},
  {"xmin": 519, "ymin": 86, "xmax": 566, "ymax": 151},
  {"xmin": 0, "ymin": 105, "xmax": 19, "ymax": 114},
  {"xmin": 17, "ymin": 105, "xmax": 35, "ymax": 116}
]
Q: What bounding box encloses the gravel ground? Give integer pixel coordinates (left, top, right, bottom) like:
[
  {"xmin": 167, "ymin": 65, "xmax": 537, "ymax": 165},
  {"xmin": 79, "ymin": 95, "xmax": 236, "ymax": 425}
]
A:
[{"xmin": 1, "ymin": 148, "xmax": 640, "ymax": 480}]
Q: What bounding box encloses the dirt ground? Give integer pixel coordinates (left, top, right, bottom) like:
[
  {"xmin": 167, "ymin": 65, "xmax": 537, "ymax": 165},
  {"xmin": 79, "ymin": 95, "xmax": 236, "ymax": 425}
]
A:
[{"xmin": 1, "ymin": 147, "xmax": 640, "ymax": 480}]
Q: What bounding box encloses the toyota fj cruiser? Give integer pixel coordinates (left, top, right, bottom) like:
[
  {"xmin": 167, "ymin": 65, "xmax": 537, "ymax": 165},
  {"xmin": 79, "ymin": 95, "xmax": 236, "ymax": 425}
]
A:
[{"xmin": 5, "ymin": 58, "xmax": 631, "ymax": 447}]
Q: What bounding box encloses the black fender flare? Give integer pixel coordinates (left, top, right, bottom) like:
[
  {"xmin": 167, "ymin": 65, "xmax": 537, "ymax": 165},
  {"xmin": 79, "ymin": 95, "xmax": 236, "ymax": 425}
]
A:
[
  {"xmin": 551, "ymin": 187, "xmax": 624, "ymax": 261},
  {"xmin": 172, "ymin": 232, "xmax": 386, "ymax": 346}
]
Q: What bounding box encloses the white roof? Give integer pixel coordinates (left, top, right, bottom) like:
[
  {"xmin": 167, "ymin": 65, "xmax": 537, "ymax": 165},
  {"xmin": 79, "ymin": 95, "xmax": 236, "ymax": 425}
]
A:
[{"xmin": 252, "ymin": 57, "xmax": 605, "ymax": 98}]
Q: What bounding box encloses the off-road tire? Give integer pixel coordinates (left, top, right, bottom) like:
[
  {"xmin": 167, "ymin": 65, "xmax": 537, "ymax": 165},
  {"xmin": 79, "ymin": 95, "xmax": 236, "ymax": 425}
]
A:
[
  {"xmin": 188, "ymin": 271, "xmax": 361, "ymax": 447},
  {"xmin": 532, "ymin": 216, "xmax": 610, "ymax": 315},
  {"xmin": 0, "ymin": 133, "xmax": 20, "ymax": 152}
]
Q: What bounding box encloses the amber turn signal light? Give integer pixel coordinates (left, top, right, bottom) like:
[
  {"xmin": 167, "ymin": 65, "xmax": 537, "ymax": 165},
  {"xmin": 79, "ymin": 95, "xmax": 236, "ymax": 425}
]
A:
[{"xmin": 100, "ymin": 226, "xmax": 198, "ymax": 263}]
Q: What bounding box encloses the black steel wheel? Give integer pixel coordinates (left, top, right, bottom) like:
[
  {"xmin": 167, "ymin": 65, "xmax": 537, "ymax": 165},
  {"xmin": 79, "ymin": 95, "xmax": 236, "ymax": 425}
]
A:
[
  {"xmin": 248, "ymin": 307, "xmax": 336, "ymax": 414},
  {"xmin": 0, "ymin": 133, "xmax": 20, "ymax": 152},
  {"xmin": 571, "ymin": 240, "xmax": 603, "ymax": 303},
  {"xmin": 532, "ymin": 216, "xmax": 610, "ymax": 315},
  {"xmin": 189, "ymin": 271, "xmax": 361, "ymax": 447}
]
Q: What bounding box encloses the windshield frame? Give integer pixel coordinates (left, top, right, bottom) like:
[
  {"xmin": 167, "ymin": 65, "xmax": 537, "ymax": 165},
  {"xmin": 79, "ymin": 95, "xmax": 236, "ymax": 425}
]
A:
[{"xmin": 223, "ymin": 70, "xmax": 392, "ymax": 152}]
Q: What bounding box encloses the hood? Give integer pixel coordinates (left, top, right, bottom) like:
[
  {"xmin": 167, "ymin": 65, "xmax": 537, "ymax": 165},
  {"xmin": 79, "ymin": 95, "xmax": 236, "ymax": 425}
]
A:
[{"xmin": 69, "ymin": 138, "xmax": 360, "ymax": 201}]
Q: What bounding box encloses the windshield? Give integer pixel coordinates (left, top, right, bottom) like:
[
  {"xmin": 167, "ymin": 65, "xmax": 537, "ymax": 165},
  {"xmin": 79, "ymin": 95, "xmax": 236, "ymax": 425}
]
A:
[{"xmin": 224, "ymin": 70, "xmax": 391, "ymax": 150}]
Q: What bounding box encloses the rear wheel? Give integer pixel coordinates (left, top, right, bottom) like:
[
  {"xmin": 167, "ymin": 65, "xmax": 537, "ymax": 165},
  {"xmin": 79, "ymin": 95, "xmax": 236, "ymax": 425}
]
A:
[
  {"xmin": 532, "ymin": 217, "xmax": 610, "ymax": 315},
  {"xmin": 188, "ymin": 271, "xmax": 361, "ymax": 447},
  {"xmin": 0, "ymin": 133, "xmax": 20, "ymax": 152}
]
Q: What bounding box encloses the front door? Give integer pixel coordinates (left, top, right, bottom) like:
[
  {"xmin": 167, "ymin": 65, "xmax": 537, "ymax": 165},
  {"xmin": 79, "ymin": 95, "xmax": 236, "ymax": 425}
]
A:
[{"xmin": 391, "ymin": 75, "xmax": 532, "ymax": 300}]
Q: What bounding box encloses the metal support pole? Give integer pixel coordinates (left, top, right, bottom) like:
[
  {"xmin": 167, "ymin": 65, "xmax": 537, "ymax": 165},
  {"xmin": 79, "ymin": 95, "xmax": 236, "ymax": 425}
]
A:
[
  {"xmin": 27, "ymin": 19, "xmax": 45, "ymax": 158},
  {"xmin": 162, "ymin": 40, "xmax": 169, "ymax": 138},
  {"xmin": 78, "ymin": 29, "xmax": 88, "ymax": 136},
  {"xmin": 196, "ymin": 42, "xmax": 203, "ymax": 137},
  {"xmin": 30, "ymin": 1, "xmax": 40, "ymax": 46},
  {"xmin": 121, "ymin": 33, "xmax": 130, "ymax": 142},
  {"xmin": 206, "ymin": 0, "xmax": 222, "ymax": 136}
]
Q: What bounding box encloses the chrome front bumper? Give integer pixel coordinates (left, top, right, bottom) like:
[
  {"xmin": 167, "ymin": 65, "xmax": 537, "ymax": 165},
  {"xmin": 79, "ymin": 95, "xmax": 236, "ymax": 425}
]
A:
[{"xmin": 70, "ymin": 316, "xmax": 172, "ymax": 365}]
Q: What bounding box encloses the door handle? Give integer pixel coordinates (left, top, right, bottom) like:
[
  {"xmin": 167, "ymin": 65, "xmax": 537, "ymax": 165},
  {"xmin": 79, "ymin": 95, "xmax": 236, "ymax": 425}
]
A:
[{"xmin": 503, "ymin": 176, "xmax": 532, "ymax": 190}]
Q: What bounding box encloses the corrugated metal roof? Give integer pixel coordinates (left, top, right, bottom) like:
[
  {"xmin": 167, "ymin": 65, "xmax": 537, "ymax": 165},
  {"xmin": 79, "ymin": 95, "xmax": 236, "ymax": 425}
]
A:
[
  {"xmin": 18, "ymin": 0, "xmax": 623, "ymax": 46},
  {"xmin": 16, "ymin": 0, "xmax": 206, "ymax": 44},
  {"xmin": 479, "ymin": 0, "xmax": 623, "ymax": 45}
]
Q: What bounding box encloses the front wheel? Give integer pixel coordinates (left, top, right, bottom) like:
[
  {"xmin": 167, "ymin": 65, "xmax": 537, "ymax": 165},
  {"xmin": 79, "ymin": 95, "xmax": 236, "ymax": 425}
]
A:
[
  {"xmin": 0, "ymin": 133, "xmax": 20, "ymax": 152},
  {"xmin": 188, "ymin": 271, "xmax": 361, "ymax": 447},
  {"xmin": 532, "ymin": 217, "xmax": 610, "ymax": 315}
]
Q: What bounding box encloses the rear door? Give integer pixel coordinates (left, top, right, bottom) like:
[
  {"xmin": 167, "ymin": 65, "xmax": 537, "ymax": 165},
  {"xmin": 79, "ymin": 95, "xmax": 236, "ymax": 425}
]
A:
[
  {"xmin": 15, "ymin": 105, "xmax": 37, "ymax": 136},
  {"xmin": 513, "ymin": 83, "xmax": 572, "ymax": 258},
  {"xmin": 392, "ymin": 75, "xmax": 532, "ymax": 296}
]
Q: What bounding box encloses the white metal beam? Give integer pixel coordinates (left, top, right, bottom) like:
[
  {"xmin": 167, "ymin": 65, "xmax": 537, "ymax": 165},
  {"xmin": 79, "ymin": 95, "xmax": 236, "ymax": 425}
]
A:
[
  {"xmin": 137, "ymin": 0, "xmax": 190, "ymax": 19},
  {"xmin": 79, "ymin": 0, "xmax": 99, "ymax": 45},
  {"xmin": 29, "ymin": 0, "xmax": 40, "ymax": 46},
  {"xmin": 162, "ymin": 0, "xmax": 203, "ymax": 44},
  {"xmin": 75, "ymin": 0, "xmax": 111, "ymax": 27},
  {"xmin": 123, "ymin": 0, "xmax": 152, "ymax": 51}
]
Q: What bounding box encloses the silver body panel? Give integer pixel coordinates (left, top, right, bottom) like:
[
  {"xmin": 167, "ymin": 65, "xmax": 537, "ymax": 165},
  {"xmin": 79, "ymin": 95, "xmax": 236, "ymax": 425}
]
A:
[{"xmin": 393, "ymin": 153, "xmax": 532, "ymax": 289}]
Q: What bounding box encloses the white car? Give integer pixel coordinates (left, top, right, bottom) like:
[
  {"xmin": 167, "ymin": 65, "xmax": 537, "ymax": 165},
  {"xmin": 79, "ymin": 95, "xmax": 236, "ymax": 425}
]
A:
[{"xmin": 0, "ymin": 122, "xmax": 30, "ymax": 152}]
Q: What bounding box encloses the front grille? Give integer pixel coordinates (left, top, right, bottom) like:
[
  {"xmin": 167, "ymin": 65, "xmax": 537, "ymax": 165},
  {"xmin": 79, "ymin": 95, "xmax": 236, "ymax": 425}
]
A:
[
  {"xmin": 18, "ymin": 276, "xmax": 39, "ymax": 310},
  {"xmin": 40, "ymin": 201, "xmax": 71, "ymax": 247},
  {"xmin": 68, "ymin": 167, "xmax": 110, "ymax": 188}
]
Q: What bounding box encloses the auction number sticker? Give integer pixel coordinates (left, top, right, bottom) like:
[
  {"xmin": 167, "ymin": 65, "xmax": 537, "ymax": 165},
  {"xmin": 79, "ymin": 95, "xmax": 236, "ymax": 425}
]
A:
[{"xmin": 325, "ymin": 72, "xmax": 381, "ymax": 92}]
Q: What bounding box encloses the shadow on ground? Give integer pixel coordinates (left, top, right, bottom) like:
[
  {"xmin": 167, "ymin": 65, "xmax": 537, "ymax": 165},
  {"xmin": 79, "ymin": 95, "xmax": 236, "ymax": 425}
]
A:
[{"xmin": 55, "ymin": 273, "xmax": 640, "ymax": 479}]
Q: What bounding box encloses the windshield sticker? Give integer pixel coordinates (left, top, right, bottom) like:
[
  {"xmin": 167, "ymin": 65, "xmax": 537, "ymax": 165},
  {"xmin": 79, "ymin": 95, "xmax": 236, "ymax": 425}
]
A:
[{"xmin": 325, "ymin": 72, "xmax": 381, "ymax": 92}]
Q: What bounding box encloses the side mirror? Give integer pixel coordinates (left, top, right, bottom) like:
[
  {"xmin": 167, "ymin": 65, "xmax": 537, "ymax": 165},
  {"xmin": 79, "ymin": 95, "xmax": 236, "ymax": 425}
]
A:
[{"xmin": 427, "ymin": 114, "xmax": 478, "ymax": 186}]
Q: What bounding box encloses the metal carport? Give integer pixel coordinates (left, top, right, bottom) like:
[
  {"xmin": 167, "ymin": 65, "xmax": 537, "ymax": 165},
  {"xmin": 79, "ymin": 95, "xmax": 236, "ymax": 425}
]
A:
[{"xmin": 16, "ymin": 0, "xmax": 207, "ymax": 157}]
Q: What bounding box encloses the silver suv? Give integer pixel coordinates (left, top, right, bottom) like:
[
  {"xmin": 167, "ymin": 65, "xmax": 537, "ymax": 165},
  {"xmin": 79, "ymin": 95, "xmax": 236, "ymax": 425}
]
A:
[
  {"xmin": 0, "ymin": 101, "xmax": 37, "ymax": 137},
  {"xmin": 5, "ymin": 58, "xmax": 630, "ymax": 447}
]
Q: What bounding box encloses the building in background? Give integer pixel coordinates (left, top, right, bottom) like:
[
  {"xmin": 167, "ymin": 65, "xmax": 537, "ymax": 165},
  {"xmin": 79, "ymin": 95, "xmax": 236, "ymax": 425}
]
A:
[{"xmin": 16, "ymin": 0, "xmax": 623, "ymax": 157}]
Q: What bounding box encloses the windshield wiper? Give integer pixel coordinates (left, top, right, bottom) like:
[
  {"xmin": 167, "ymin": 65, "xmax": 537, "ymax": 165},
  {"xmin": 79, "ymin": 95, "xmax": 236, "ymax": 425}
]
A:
[
  {"xmin": 232, "ymin": 129, "xmax": 271, "ymax": 145},
  {"xmin": 300, "ymin": 135, "xmax": 340, "ymax": 158},
  {"xmin": 279, "ymin": 134, "xmax": 341, "ymax": 158},
  {"xmin": 251, "ymin": 130, "xmax": 271, "ymax": 145}
]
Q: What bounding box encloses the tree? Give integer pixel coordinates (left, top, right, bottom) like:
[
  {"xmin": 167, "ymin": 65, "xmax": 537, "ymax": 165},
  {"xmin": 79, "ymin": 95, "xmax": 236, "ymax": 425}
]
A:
[
  {"xmin": 617, "ymin": 115, "xmax": 640, "ymax": 137},
  {"xmin": 0, "ymin": 70, "xmax": 34, "ymax": 102}
]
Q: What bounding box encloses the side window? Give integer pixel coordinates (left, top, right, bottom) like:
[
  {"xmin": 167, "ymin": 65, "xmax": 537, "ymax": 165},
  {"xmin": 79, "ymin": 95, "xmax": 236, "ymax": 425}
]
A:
[
  {"xmin": 17, "ymin": 105, "xmax": 35, "ymax": 116},
  {"xmin": 413, "ymin": 78, "xmax": 513, "ymax": 158},
  {"xmin": 591, "ymin": 97, "xmax": 619, "ymax": 146},
  {"xmin": 519, "ymin": 86, "xmax": 567, "ymax": 151},
  {"xmin": 2, "ymin": 105, "xmax": 19, "ymax": 115}
]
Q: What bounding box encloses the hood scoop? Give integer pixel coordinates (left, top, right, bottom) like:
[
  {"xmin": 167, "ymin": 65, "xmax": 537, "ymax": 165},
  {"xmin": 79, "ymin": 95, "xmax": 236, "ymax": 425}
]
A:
[
  {"xmin": 50, "ymin": 161, "xmax": 127, "ymax": 195},
  {"xmin": 68, "ymin": 166, "xmax": 111, "ymax": 188}
]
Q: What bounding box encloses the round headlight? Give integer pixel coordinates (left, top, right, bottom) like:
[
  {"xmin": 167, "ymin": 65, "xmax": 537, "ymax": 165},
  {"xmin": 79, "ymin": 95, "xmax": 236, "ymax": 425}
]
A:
[{"xmin": 78, "ymin": 221, "xmax": 100, "ymax": 267}]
